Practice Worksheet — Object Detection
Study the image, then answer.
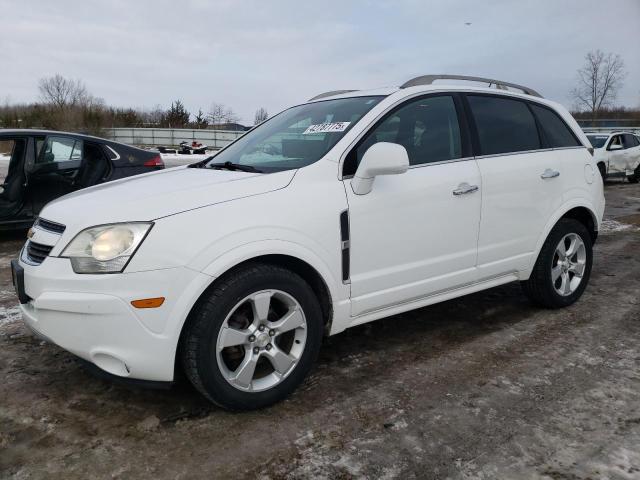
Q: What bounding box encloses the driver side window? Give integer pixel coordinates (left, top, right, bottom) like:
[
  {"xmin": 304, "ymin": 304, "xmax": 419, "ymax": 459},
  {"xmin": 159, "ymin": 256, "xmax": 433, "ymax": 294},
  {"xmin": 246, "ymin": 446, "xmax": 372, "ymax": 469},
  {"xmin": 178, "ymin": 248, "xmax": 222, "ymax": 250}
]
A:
[
  {"xmin": 608, "ymin": 135, "xmax": 622, "ymax": 150},
  {"xmin": 343, "ymin": 95, "xmax": 462, "ymax": 176}
]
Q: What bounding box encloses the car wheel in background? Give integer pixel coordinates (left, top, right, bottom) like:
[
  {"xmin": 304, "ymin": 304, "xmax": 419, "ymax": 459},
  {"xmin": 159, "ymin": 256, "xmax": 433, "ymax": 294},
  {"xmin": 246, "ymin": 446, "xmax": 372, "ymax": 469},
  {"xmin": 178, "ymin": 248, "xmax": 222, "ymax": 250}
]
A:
[
  {"xmin": 180, "ymin": 263, "xmax": 323, "ymax": 410},
  {"xmin": 597, "ymin": 162, "xmax": 607, "ymax": 181},
  {"xmin": 521, "ymin": 218, "xmax": 593, "ymax": 309},
  {"xmin": 627, "ymin": 166, "xmax": 640, "ymax": 184}
]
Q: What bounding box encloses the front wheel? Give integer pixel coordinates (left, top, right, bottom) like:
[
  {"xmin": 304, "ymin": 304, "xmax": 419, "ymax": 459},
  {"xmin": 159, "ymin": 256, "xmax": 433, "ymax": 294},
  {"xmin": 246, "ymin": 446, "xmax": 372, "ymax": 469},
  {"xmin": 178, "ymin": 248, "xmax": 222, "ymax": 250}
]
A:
[
  {"xmin": 180, "ymin": 264, "xmax": 324, "ymax": 410},
  {"xmin": 521, "ymin": 219, "xmax": 593, "ymax": 308}
]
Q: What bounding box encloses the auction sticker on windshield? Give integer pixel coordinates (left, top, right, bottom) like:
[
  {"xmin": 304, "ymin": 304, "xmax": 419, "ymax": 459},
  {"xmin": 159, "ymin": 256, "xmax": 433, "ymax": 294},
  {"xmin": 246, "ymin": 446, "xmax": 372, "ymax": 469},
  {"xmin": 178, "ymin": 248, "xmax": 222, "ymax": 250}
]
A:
[{"xmin": 303, "ymin": 122, "xmax": 351, "ymax": 134}]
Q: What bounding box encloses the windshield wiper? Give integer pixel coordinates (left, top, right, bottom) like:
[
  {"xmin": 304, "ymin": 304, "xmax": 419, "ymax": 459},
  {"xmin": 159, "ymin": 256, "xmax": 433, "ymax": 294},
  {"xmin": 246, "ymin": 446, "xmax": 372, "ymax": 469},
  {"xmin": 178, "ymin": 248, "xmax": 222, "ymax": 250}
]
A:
[
  {"xmin": 188, "ymin": 156, "xmax": 216, "ymax": 168},
  {"xmin": 207, "ymin": 161, "xmax": 263, "ymax": 173}
]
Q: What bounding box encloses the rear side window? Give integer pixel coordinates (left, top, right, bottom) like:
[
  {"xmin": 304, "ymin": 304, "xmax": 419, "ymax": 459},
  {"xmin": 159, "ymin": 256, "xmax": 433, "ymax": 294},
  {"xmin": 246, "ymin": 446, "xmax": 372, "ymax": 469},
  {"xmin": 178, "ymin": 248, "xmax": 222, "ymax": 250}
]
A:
[
  {"xmin": 467, "ymin": 95, "xmax": 540, "ymax": 155},
  {"xmin": 529, "ymin": 104, "xmax": 580, "ymax": 148}
]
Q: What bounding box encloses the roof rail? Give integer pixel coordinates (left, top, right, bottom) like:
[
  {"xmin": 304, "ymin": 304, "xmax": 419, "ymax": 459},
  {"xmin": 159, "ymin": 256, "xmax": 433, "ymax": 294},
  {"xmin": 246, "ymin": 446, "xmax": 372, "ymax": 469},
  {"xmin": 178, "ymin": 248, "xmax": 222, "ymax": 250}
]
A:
[
  {"xmin": 400, "ymin": 74, "xmax": 542, "ymax": 98},
  {"xmin": 308, "ymin": 90, "xmax": 359, "ymax": 101}
]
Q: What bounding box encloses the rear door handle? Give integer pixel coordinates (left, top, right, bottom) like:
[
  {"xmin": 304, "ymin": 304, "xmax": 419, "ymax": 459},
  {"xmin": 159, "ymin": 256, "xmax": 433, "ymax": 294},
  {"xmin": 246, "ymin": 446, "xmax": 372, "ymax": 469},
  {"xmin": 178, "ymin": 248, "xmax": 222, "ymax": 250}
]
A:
[
  {"xmin": 453, "ymin": 182, "xmax": 479, "ymax": 196},
  {"xmin": 540, "ymin": 168, "xmax": 560, "ymax": 179}
]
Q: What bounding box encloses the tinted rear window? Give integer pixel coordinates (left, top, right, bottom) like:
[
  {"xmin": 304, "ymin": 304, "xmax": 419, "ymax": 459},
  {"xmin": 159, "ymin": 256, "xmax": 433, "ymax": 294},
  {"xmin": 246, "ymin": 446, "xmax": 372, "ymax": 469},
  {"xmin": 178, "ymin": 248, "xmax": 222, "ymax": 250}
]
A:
[
  {"xmin": 467, "ymin": 95, "xmax": 540, "ymax": 155},
  {"xmin": 529, "ymin": 104, "xmax": 580, "ymax": 148}
]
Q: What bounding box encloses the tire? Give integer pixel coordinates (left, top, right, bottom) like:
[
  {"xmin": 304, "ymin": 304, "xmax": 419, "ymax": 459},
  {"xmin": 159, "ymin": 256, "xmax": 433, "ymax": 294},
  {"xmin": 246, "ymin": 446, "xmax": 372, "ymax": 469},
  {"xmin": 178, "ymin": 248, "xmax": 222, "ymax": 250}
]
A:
[
  {"xmin": 628, "ymin": 166, "xmax": 639, "ymax": 184},
  {"xmin": 180, "ymin": 263, "xmax": 324, "ymax": 410},
  {"xmin": 597, "ymin": 162, "xmax": 607, "ymax": 181},
  {"xmin": 521, "ymin": 218, "xmax": 593, "ymax": 309}
]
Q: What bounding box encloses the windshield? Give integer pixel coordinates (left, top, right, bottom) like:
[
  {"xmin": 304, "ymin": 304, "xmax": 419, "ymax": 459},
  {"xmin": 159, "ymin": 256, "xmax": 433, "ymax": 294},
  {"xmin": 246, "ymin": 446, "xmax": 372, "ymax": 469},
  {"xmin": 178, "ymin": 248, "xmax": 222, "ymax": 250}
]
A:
[
  {"xmin": 586, "ymin": 135, "xmax": 608, "ymax": 149},
  {"xmin": 204, "ymin": 96, "xmax": 384, "ymax": 172}
]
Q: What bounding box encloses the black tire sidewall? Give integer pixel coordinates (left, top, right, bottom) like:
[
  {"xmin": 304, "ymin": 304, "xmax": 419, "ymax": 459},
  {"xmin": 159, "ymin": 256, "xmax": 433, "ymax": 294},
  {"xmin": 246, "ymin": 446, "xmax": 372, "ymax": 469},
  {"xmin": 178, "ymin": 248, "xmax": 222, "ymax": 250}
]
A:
[
  {"xmin": 597, "ymin": 163, "xmax": 607, "ymax": 180},
  {"xmin": 189, "ymin": 266, "xmax": 323, "ymax": 410}
]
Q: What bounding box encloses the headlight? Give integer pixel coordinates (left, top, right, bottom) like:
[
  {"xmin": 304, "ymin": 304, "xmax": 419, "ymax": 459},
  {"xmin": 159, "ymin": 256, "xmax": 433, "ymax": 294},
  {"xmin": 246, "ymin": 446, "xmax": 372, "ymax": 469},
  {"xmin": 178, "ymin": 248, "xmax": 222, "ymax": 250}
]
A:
[{"xmin": 61, "ymin": 223, "xmax": 153, "ymax": 273}]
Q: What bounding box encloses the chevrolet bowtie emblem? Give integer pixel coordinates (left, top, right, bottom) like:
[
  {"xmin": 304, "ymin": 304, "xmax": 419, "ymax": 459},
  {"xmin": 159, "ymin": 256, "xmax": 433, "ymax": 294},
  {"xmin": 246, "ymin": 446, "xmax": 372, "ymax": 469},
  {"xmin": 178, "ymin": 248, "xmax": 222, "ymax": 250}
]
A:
[{"xmin": 27, "ymin": 228, "xmax": 35, "ymax": 239}]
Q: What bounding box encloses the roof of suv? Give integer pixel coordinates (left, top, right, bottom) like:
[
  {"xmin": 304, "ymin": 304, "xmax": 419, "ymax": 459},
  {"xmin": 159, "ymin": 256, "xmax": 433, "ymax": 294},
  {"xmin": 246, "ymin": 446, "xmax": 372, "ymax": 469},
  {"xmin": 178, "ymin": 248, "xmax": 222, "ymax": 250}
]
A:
[
  {"xmin": 585, "ymin": 132, "xmax": 637, "ymax": 137},
  {"xmin": 307, "ymin": 74, "xmax": 544, "ymax": 103}
]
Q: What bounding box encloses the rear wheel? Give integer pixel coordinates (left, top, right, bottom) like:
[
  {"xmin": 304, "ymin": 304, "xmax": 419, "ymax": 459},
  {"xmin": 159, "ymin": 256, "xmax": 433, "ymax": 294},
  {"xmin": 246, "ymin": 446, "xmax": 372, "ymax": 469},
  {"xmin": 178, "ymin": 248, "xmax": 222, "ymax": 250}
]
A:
[
  {"xmin": 521, "ymin": 219, "xmax": 593, "ymax": 308},
  {"xmin": 180, "ymin": 263, "xmax": 323, "ymax": 410},
  {"xmin": 627, "ymin": 166, "xmax": 640, "ymax": 184}
]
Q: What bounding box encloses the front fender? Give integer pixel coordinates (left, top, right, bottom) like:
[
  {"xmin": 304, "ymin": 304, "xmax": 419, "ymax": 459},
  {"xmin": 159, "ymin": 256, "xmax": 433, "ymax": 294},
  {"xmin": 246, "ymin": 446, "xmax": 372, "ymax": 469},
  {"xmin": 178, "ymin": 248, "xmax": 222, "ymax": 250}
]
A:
[{"xmin": 200, "ymin": 238, "xmax": 345, "ymax": 303}]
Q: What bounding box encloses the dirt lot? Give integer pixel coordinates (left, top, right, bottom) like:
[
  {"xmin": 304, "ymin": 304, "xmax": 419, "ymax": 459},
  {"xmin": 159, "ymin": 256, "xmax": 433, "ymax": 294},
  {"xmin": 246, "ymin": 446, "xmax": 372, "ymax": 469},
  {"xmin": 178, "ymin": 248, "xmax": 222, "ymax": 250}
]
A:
[{"xmin": 1, "ymin": 181, "xmax": 639, "ymax": 479}]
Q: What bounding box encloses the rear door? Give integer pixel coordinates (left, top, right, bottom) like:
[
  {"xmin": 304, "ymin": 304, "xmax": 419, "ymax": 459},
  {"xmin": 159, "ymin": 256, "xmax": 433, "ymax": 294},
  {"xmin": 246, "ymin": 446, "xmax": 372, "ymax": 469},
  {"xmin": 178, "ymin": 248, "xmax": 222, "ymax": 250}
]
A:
[
  {"xmin": 24, "ymin": 135, "xmax": 83, "ymax": 214},
  {"xmin": 466, "ymin": 94, "xmax": 567, "ymax": 279}
]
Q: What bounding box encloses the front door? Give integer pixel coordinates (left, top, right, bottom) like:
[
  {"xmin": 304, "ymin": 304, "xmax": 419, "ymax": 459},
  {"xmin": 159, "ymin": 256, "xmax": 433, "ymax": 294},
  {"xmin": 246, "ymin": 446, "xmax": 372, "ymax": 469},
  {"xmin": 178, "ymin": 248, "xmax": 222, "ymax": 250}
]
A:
[
  {"xmin": 606, "ymin": 134, "xmax": 626, "ymax": 176},
  {"xmin": 344, "ymin": 94, "xmax": 481, "ymax": 317},
  {"xmin": 0, "ymin": 137, "xmax": 29, "ymax": 220}
]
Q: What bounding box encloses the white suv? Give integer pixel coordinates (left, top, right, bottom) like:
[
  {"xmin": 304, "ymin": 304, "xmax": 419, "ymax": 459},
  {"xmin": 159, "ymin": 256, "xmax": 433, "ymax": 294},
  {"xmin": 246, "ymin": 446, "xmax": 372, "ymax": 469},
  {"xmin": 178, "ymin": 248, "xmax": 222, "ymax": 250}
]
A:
[
  {"xmin": 586, "ymin": 131, "xmax": 640, "ymax": 182},
  {"xmin": 12, "ymin": 75, "xmax": 605, "ymax": 410}
]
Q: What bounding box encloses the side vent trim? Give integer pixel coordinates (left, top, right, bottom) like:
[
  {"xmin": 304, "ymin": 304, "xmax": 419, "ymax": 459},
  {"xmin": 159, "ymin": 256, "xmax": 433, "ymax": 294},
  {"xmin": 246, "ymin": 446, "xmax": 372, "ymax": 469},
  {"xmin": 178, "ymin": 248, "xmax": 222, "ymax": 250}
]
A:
[{"xmin": 340, "ymin": 210, "xmax": 350, "ymax": 283}]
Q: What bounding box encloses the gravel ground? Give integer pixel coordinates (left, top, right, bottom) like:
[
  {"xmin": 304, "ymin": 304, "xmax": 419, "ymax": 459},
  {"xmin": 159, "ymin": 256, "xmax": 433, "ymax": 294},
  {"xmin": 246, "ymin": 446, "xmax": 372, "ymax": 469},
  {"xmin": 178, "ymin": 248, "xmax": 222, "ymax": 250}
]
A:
[{"xmin": 0, "ymin": 181, "xmax": 639, "ymax": 480}]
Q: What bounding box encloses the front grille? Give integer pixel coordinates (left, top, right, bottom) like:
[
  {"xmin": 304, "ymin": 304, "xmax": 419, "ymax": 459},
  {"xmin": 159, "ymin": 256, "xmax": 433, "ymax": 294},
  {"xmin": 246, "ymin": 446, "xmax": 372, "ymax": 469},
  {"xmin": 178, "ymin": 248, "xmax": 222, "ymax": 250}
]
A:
[
  {"xmin": 35, "ymin": 218, "xmax": 66, "ymax": 234},
  {"xmin": 26, "ymin": 241, "xmax": 53, "ymax": 265}
]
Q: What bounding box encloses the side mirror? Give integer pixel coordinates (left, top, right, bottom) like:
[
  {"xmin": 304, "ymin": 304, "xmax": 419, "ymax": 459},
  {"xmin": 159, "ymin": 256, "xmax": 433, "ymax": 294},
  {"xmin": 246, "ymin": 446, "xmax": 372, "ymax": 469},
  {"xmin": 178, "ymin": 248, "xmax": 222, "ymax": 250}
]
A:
[
  {"xmin": 608, "ymin": 143, "xmax": 623, "ymax": 151},
  {"xmin": 351, "ymin": 142, "xmax": 409, "ymax": 195}
]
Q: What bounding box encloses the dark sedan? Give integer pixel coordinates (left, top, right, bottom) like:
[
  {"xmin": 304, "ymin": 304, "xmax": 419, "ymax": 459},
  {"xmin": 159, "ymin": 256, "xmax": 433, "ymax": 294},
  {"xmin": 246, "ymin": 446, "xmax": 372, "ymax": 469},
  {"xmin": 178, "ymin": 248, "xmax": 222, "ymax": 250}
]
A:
[{"xmin": 0, "ymin": 130, "xmax": 164, "ymax": 230}]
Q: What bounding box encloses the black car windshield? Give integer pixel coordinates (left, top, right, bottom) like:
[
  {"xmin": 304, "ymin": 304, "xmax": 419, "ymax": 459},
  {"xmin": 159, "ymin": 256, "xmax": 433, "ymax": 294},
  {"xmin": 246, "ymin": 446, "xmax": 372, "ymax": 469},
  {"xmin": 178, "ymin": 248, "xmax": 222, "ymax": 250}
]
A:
[
  {"xmin": 204, "ymin": 96, "xmax": 384, "ymax": 172},
  {"xmin": 586, "ymin": 135, "xmax": 608, "ymax": 149}
]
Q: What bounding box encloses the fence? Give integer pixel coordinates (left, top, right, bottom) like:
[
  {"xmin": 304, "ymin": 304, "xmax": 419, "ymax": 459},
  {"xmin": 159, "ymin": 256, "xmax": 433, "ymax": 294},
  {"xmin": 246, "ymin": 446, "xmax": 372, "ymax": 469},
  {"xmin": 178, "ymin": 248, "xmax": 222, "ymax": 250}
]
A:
[
  {"xmin": 103, "ymin": 128, "xmax": 246, "ymax": 149},
  {"xmin": 103, "ymin": 125, "xmax": 640, "ymax": 150},
  {"xmin": 581, "ymin": 127, "xmax": 640, "ymax": 135}
]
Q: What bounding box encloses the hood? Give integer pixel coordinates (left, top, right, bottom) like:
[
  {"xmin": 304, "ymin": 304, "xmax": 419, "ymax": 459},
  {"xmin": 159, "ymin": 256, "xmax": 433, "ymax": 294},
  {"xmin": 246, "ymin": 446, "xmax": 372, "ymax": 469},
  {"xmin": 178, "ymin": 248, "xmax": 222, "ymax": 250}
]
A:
[{"xmin": 39, "ymin": 166, "xmax": 295, "ymax": 233}]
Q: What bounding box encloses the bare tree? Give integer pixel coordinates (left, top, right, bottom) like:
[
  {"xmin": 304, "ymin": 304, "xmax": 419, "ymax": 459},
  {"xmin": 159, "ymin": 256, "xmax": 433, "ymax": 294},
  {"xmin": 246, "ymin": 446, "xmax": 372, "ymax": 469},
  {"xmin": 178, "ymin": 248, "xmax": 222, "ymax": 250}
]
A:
[
  {"xmin": 38, "ymin": 74, "xmax": 91, "ymax": 109},
  {"xmin": 208, "ymin": 102, "xmax": 239, "ymax": 125},
  {"xmin": 254, "ymin": 107, "xmax": 269, "ymax": 125},
  {"xmin": 571, "ymin": 50, "xmax": 626, "ymax": 120}
]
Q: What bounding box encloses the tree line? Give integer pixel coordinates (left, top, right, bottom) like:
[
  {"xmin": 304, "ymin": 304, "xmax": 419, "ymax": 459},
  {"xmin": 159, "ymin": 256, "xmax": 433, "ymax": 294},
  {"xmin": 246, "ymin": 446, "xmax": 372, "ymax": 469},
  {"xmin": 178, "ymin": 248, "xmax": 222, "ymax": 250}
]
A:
[
  {"xmin": 0, "ymin": 74, "xmax": 269, "ymax": 135},
  {"xmin": 0, "ymin": 52, "xmax": 635, "ymax": 135}
]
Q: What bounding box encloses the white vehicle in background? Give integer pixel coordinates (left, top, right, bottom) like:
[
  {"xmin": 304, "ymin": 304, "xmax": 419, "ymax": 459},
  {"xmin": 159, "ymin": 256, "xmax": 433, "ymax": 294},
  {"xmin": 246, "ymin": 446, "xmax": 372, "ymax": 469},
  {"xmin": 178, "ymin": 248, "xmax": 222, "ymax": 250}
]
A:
[
  {"xmin": 13, "ymin": 75, "xmax": 605, "ymax": 410},
  {"xmin": 586, "ymin": 132, "xmax": 640, "ymax": 183}
]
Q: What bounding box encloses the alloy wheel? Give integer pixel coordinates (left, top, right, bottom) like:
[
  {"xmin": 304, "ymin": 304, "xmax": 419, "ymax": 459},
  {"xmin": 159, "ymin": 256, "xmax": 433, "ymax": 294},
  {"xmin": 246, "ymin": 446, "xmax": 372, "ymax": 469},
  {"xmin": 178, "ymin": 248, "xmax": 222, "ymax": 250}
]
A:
[
  {"xmin": 551, "ymin": 233, "xmax": 587, "ymax": 296},
  {"xmin": 215, "ymin": 289, "xmax": 307, "ymax": 391}
]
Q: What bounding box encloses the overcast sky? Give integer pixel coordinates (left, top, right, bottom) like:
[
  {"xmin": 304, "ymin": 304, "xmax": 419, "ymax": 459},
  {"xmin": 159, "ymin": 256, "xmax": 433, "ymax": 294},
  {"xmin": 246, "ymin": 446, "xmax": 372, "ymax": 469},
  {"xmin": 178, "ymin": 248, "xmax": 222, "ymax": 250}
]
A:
[{"xmin": 1, "ymin": 0, "xmax": 638, "ymax": 123}]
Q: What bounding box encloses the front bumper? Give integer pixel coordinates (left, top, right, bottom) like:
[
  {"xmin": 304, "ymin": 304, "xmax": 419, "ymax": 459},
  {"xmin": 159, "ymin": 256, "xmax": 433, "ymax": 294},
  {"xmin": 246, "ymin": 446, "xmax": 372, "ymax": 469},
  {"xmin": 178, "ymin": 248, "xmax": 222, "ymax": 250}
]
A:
[{"xmin": 18, "ymin": 254, "xmax": 212, "ymax": 382}]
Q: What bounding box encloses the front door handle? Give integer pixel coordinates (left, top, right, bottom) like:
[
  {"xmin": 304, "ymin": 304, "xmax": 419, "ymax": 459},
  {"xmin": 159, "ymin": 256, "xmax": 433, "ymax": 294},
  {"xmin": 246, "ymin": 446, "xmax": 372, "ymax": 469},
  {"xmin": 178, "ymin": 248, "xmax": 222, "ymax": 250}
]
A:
[
  {"xmin": 540, "ymin": 168, "xmax": 560, "ymax": 179},
  {"xmin": 453, "ymin": 182, "xmax": 479, "ymax": 196}
]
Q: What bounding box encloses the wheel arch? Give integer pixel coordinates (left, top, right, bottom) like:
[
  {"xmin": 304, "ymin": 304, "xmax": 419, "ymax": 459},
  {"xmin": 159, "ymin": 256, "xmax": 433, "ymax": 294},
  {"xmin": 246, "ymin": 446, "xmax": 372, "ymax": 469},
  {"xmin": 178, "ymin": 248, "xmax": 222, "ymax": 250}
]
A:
[
  {"xmin": 179, "ymin": 242, "xmax": 339, "ymax": 338},
  {"xmin": 560, "ymin": 206, "xmax": 598, "ymax": 243},
  {"xmin": 526, "ymin": 201, "xmax": 600, "ymax": 279}
]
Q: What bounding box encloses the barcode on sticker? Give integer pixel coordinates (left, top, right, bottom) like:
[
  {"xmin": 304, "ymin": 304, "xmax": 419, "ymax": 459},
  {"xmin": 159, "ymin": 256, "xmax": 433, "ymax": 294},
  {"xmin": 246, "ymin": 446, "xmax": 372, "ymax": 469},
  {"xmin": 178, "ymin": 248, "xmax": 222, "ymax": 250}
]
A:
[{"xmin": 303, "ymin": 122, "xmax": 351, "ymax": 134}]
